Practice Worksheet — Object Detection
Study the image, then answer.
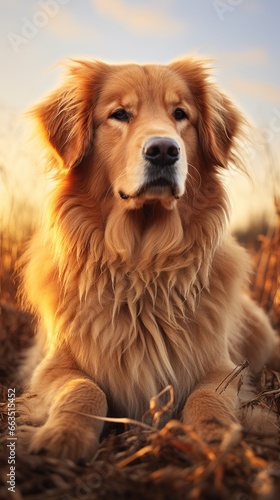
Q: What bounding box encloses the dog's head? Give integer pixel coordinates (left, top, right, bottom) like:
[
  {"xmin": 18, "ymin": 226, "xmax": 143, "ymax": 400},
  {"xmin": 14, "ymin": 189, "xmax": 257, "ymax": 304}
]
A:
[{"xmin": 32, "ymin": 57, "xmax": 244, "ymax": 211}]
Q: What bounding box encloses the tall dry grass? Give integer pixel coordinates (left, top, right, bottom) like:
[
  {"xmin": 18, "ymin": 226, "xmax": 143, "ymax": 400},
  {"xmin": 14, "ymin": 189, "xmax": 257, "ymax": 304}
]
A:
[{"xmin": 0, "ymin": 164, "xmax": 38, "ymax": 304}]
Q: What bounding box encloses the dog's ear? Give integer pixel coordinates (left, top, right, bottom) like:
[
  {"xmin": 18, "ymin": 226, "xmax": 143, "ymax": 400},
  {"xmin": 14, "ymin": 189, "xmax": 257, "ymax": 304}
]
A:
[
  {"xmin": 31, "ymin": 60, "xmax": 108, "ymax": 170},
  {"xmin": 171, "ymin": 58, "xmax": 245, "ymax": 168},
  {"xmin": 197, "ymin": 86, "xmax": 244, "ymax": 168}
]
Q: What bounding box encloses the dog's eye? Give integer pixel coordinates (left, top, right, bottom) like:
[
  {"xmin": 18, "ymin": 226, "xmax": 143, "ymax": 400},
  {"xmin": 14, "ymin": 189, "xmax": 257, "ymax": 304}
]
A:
[
  {"xmin": 173, "ymin": 108, "xmax": 188, "ymax": 121},
  {"xmin": 110, "ymin": 109, "xmax": 130, "ymax": 122}
]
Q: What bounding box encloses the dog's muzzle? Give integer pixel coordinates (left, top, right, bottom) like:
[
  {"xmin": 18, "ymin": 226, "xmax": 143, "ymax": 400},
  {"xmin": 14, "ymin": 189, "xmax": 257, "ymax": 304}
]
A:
[
  {"xmin": 139, "ymin": 136, "xmax": 181, "ymax": 197},
  {"xmin": 118, "ymin": 136, "xmax": 183, "ymax": 206}
]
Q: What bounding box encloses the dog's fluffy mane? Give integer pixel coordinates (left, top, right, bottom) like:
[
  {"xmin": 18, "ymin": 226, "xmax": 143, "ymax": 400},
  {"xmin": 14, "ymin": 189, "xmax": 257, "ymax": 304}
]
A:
[{"xmin": 20, "ymin": 58, "xmax": 249, "ymax": 417}]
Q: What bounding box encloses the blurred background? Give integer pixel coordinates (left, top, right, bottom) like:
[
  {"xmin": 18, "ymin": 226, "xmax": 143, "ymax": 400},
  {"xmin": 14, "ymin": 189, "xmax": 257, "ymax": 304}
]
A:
[{"xmin": 1, "ymin": 0, "xmax": 280, "ymax": 301}]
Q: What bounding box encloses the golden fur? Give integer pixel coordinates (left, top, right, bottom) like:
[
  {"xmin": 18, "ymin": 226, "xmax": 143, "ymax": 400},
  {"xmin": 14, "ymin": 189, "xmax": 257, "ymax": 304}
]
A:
[{"xmin": 19, "ymin": 57, "xmax": 280, "ymax": 461}]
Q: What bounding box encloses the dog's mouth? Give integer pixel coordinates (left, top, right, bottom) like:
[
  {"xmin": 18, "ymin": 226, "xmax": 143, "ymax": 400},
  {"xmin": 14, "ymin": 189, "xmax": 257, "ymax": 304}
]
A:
[
  {"xmin": 119, "ymin": 181, "xmax": 180, "ymax": 210},
  {"xmin": 119, "ymin": 177, "xmax": 181, "ymax": 204},
  {"xmin": 135, "ymin": 178, "xmax": 179, "ymax": 198}
]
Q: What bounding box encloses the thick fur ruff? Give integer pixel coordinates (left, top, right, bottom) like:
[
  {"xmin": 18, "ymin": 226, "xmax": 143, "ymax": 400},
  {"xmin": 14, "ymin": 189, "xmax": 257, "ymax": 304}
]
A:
[{"xmin": 18, "ymin": 57, "xmax": 280, "ymax": 461}]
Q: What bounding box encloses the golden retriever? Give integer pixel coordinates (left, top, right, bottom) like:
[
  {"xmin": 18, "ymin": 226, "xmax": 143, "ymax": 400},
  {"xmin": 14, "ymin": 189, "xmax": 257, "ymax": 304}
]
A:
[{"xmin": 19, "ymin": 57, "xmax": 280, "ymax": 461}]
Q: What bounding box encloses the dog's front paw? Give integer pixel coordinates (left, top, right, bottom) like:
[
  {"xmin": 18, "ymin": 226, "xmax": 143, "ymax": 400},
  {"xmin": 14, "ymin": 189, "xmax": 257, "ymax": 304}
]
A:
[
  {"xmin": 28, "ymin": 422, "xmax": 100, "ymax": 462},
  {"xmin": 191, "ymin": 418, "xmax": 231, "ymax": 445}
]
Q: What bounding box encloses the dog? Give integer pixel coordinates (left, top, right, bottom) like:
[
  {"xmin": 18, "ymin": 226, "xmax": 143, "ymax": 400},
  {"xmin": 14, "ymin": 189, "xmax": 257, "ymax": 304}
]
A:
[{"xmin": 19, "ymin": 56, "xmax": 280, "ymax": 461}]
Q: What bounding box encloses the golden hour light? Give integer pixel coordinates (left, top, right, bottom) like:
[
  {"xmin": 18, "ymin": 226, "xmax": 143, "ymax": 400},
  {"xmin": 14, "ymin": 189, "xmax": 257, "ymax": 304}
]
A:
[{"xmin": 1, "ymin": 2, "xmax": 280, "ymax": 499}]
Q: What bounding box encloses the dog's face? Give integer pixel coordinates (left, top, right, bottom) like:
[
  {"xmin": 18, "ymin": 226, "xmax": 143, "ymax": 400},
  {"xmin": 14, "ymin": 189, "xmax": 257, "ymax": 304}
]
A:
[
  {"xmin": 34, "ymin": 58, "xmax": 242, "ymax": 211},
  {"xmin": 92, "ymin": 64, "xmax": 198, "ymax": 210}
]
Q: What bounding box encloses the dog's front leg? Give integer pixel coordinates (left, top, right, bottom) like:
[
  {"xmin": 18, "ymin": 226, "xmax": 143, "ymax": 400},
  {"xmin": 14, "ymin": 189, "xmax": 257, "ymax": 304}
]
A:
[
  {"xmin": 183, "ymin": 366, "xmax": 239, "ymax": 443},
  {"xmin": 19, "ymin": 353, "xmax": 107, "ymax": 462}
]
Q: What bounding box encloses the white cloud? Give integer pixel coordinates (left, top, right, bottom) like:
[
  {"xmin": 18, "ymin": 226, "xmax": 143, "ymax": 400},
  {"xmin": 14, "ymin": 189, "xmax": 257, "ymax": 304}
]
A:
[{"xmin": 92, "ymin": 0, "xmax": 184, "ymax": 35}]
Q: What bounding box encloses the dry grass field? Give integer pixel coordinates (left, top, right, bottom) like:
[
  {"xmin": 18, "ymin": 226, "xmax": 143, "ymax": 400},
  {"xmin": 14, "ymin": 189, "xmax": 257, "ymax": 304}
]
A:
[{"xmin": 0, "ymin": 177, "xmax": 280, "ymax": 499}]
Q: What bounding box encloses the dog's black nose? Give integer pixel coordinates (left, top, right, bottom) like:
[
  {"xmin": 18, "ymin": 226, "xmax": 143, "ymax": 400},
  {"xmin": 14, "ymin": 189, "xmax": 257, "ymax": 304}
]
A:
[{"xmin": 143, "ymin": 137, "xmax": 180, "ymax": 167}]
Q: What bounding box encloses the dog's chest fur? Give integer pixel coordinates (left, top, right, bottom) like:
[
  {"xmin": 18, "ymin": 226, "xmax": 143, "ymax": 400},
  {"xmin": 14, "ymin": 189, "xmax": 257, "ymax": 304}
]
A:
[{"xmin": 65, "ymin": 239, "xmax": 245, "ymax": 420}]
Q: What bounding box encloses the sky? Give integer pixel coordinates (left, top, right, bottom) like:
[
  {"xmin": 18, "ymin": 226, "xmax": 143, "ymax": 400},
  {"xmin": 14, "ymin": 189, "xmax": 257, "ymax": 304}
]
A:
[{"xmin": 1, "ymin": 0, "xmax": 280, "ymax": 229}]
